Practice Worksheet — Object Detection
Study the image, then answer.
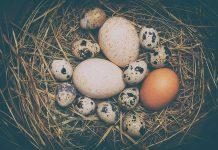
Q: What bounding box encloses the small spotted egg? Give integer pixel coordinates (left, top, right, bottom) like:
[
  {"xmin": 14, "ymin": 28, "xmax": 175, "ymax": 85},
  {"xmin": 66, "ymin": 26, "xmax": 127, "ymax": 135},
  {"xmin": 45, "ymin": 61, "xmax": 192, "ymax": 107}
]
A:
[
  {"xmin": 56, "ymin": 83, "xmax": 76, "ymax": 107},
  {"xmin": 148, "ymin": 45, "xmax": 171, "ymax": 68},
  {"xmin": 51, "ymin": 59, "xmax": 73, "ymax": 81},
  {"xmin": 97, "ymin": 101, "xmax": 120, "ymax": 124},
  {"xmin": 72, "ymin": 39, "xmax": 100, "ymax": 60},
  {"xmin": 118, "ymin": 87, "xmax": 139, "ymax": 110},
  {"xmin": 139, "ymin": 27, "xmax": 159, "ymax": 49},
  {"xmin": 80, "ymin": 8, "xmax": 106, "ymax": 29},
  {"xmin": 123, "ymin": 60, "xmax": 148, "ymax": 84},
  {"xmin": 123, "ymin": 113, "xmax": 146, "ymax": 137},
  {"xmin": 75, "ymin": 96, "xmax": 96, "ymax": 115}
]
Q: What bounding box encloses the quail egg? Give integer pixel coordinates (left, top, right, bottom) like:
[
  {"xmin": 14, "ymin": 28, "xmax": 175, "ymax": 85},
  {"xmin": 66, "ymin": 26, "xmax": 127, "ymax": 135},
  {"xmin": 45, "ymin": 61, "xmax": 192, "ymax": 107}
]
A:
[
  {"xmin": 72, "ymin": 39, "xmax": 100, "ymax": 60},
  {"xmin": 118, "ymin": 87, "xmax": 139, "ymax": 110},
  {"xmin": 75, "ymin": 96, "xmax": 96, "ymax": 115},
  {"xmin": 123, "ymin": 113, "xmax": 146, "ymax": 137},
  {"xmin": 97, "ymin": 101, "xmax": 120, "ymax": 124},
  {"xmin": 51, "ymin": 58, "xmax": 73, "ymax": 81},
  {"xmin": 139, "ymin": 26, "xmax": 159, "ymax": 49},
  {"xmin": 123, "ymin": 60, "xmax": 148, "ymax": 84},
  {"xmin": 56, "ymin": 83, "xmax": 76, "ymax": 107},
  {"xmin": 148, "ymin": 45, "xmax": 171, "ymax": 68},
  {"xmin": 80, "ymin": 8, "xmax": 106, "ymax": 29}
]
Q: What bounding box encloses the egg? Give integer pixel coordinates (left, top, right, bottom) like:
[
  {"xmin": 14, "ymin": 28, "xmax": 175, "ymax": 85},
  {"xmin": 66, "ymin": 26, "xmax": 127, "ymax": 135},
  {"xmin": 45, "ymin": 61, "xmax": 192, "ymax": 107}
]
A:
[
  {"xmin": 97, "ymin": 101, "xmax": 120, "ymax": 124},
  {"xmin": 139, "ymin": 27, "xmax": 159, "ymax": 49},
  {"xmin": 80, "ymin": 8, "xmax": 106, "ymax": 29},
  {"xmin": 148, "ymin": 46, "xmax": 171, "ymax": 68},
  {"xmin": 73, "ymin": 58, "xmax": 125, "ymax": 99},
  {"xmin": 51, "ymin": 59, "xmax": 73, "ymax": 81},
  {"xmin": 123, "ymin": 60, "xmax": 147, "ymax": 84},
  {"xmin": 75, "ymin": 96, "xmax": 95, "ymax": 115},
  {"xmin": 72, "ymin": 39, "xmax": 100, "ymax": 60},
  {"xmin": 123, "ymin": 113, "xmax": 146, "ymax": 137},
  {"xmin": 99, "ymin": 17, "xmax": 139, "ymax": 67},
  {"xmin": 118, "ymin": 87, "xmax": 139, "ymax": 110},
  {"xmin": 56, "ymin": 83, "xmax": 76, "ymax": 107},
  {"xmin": 140, "ymin": 68, "xmax": 179, "ymax": 110}
]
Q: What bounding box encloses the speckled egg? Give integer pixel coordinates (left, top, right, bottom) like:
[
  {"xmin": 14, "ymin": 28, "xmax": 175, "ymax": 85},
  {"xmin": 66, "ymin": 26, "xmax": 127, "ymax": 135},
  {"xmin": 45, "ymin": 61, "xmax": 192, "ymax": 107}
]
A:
[
  {"xmin": 99, "ymin": 17, "xmax": 139, "ymax": 67},
  {"xmin": 97, "ymin": 101, "xmax": 120, "ymax": 124},
  {"xmin": 80, "ymin": 8, "xmax": 106, "ymax": 29},
  {"xmin": 51, "ymin": 59, "xmax": 73, "ymax": 81},
  {"xmin": 148, "ymin": 46, "xmax": 171, "ymax": 68},
  {"xmin": 118, "ymin": 87, "xmax": 139, "ymax": 110},
  {"xmin": 123, "ymin": 113, "xmax": 146, "ymax": 137},
  {"xmin": 123, "ymin": 60, "xmax": 148, "ymax": 84},
  {"xmin": 139, "ymin": 27, "xmax": 159, "ymax": 49},
  {"xmin": 72, "ymin": 39, "xmax": 100, "ymax": 60},
  {"xmin": 75, "ymin": 96, "xmax": 95, "ymax": 115},
  {"xmin": 56, "ymin": 83, "xmax": 76, "ymax": 107}
]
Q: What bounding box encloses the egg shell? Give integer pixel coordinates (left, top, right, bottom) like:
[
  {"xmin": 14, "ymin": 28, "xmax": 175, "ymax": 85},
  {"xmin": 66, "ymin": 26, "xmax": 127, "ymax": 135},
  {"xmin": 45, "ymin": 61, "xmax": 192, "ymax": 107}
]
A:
[
  {"xmin": 51, "ymin": 59, "xmax": 73, "ymax": 81},
  {"xmin": 118, "ymin": 87, "xmax": 139, "ymax": 110},
  {"xmin": 97, "ymin": 101, "xmax": 120, "ymax": 124},
  {"xmin": 72, "ymin": 39, "xmax": 100, "ymax": 60},
  {"xmin": 123, "ymin": 113, "xmax": 146, "ymax": 137},
  {"xmin": 73, "ymin": 58, "xmax": 125, "ymax": 99},
  {"xmin": 140, "ymin": 68, "xmax": 179, "ymax": 110},
  {"xmin": 80, "ymin": 8, "xmax": 106, "ymax": 29},
  {"xmin": 75, "ymin": 96, "xmax": 96, "ymax": 115},
  {"xmin": 123, "ymin": 60, "xmax": 147, "ymax": 84},
  {"xmin": 139, "ymin": 27, "xmax": 159, "ymax": 49},
  {"xmin": 56, "ymin": 83, "xmax": 76, "ymax": 107},
  {"xmin": 99, "ymin": 17, "xmax": 139, "ymax": 67},
  {"xmin": 148, "ymin": 46, "xmax": 171, "ymax": 68}
]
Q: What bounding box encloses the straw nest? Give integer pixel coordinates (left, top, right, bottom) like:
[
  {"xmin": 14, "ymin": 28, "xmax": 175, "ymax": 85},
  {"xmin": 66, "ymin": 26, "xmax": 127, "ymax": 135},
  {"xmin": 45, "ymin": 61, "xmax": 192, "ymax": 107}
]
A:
[{"xmin": 2, "ymin": 0, "xmax": 217, "ymax": 149}]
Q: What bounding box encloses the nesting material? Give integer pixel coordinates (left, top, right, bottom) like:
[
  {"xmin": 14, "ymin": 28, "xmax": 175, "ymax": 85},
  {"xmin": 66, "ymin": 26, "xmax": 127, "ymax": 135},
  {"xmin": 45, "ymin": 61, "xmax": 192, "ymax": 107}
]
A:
[{"xmin": 2, "ymin": 0, "xmax": 216, "ymax": 150}]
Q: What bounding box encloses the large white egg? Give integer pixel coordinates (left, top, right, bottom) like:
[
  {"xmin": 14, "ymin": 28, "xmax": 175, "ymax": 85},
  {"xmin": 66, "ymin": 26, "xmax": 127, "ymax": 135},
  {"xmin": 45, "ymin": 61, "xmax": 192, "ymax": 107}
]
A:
[
  {"xmin": 98, "ymin": 17, "xmax": 139, "ymax": 67},
  {"xmin": 73, "ymin": 58, "xmax": 125, "ymax": 99}
]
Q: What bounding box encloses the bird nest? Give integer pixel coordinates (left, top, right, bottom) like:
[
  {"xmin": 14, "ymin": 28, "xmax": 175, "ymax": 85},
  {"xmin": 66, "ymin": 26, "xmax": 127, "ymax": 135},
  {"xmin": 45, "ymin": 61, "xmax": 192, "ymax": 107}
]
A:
[{"xmin": 2, "ymin": 0, "xmax": 217, "ymax": 149}]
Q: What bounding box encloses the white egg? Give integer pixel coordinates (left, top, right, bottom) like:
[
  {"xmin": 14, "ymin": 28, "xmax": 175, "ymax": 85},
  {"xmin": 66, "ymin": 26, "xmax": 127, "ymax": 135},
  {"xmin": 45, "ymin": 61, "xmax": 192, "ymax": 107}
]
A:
[
  {"xmin": 99, "ymin": 17, "xmax": 139, "ymax": 67},
  {"xmin": 75, "ymin": 96, "xmax": 96, "ymax": 115},
  {"xmin": 80, "ymin": 8, "xmax": 106, "ymax": 29},
  {"xmin": 97, "ymin": 101, "xmax": 120, "ymax": 124},
  {"xmin": 148, "ymin": 45, "xmax": 171, "ymax": 68},
  {"xmin": 118, "ymin": 87, "xmax": 139, "ymax": 110},
  {"xmin": 72, "ymin": 39, "xmax": 100, "ymax": 60},
  {"xmin": 123, "ymin": 60, "xmax": 147, "ymax": 84},
  {"xmin": 51, "ymin": 59, "xmax": 73, "ymax": 81},
  {"xmin": 73, "ymin": 58, "xmax": 125, "ymax": 99},
  {"xmin": 56, "ymin": 83, "xmax": 76, "ymax": 107},
  {"xmin": 123, "ymin": 113, "xmax": 146, "ymax": 137},
  {"xmin": 139, "ymin": 27, "xmax": 159, "ymax": 49}
]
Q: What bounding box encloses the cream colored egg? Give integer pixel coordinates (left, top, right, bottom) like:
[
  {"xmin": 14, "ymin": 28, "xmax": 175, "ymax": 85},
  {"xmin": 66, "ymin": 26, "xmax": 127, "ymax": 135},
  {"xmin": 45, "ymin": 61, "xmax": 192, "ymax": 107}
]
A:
[
  {"xmin": 80, "ymin": 8, "xmax": 106, "ymax": 29},
  {"xmin": 123, "ymin": 60, "xmax": 148, "ymax": 84},
  {"xmin": 99, "ymin": 17, "xmax": 139, "ymax": 67},
  {"xmin": 75, "ymin": 96, "xmax": 95, "ymax": 115},
  {"xmin": 56, "ymin": 83, "xmax": 76, "ymax": 107},
  {"xmin": 51, "ymin": 59, "xmax": 73, "ymax": 81},
  {"xmin": 139, "ymin": 27, "xmax": 159, "ymax": 49},
  {"xmin": 73, "ymin": 58, "xmax": 125, "ymax": 99},
  {"xmin": 72, "ymin": 39, "xmax": 100, "ymax": 60},
  {"xmin": 97, "ymin": 101, "xmax": 120, "ymax": 124},
  {"xmin": 123, "ymin": 113, "xmax": 146, "ymax": 137},
  {"xmin": 118, "ymin": 87, "xmax": 139, "ymax": 110}
]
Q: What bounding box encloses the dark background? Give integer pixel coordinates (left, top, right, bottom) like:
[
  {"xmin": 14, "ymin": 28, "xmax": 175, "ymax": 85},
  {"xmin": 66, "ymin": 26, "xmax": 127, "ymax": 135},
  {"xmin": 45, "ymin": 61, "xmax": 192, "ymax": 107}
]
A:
[{"xmin": 0, "ymin": 0, "xmax": 218, "ymax": 150}]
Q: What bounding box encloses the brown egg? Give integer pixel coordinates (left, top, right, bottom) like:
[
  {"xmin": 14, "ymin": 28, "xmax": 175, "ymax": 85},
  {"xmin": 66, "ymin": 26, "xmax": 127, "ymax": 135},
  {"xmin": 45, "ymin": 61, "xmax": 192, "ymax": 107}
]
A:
[{"xmin": 140, "ymin": 68, "xmax": 179, "ymax": 110}]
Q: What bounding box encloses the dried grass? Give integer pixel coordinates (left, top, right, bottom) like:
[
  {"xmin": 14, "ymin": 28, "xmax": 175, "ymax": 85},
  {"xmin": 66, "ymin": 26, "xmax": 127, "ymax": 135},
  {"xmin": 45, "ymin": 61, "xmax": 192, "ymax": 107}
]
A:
[{"xmin": 1, "ymin": 0, "xmax": 217, "ymax": 149}]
